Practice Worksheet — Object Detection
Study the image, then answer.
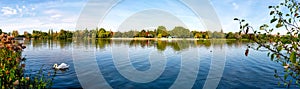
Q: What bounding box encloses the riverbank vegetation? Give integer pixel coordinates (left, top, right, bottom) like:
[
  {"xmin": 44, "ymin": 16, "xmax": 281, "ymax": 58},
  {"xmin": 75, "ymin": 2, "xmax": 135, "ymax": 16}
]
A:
[
  {"xmin": 0, "ymin": 33, "xmax": 56, "ymax": 88},
  {"xmin": 0, "ymin": 25, "xmax": 274, "ymax": 41}
]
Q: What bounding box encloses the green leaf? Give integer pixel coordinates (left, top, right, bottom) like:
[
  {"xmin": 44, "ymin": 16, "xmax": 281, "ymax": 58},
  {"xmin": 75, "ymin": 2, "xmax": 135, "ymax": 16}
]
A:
[
  {"xmin": 269, "ymin": 6, "xmax": 273, "ymax": 8},
  {"xmin": 270, "ymin": 11, "xmax": 275, "ymax": 15},
  {"xmin": 245, "ymin": 23, "xmax": 249, "ymax": 27},
  {"xmin": 277, "ymin": 46, "xmax": 282, "ymax": 51},
  {"xmin": 270, "ymin": 18, "xmax": 277, "ymax": 23},
  {"xmin": 276, "ymin": 23, "xmax": 283, "ymax": 28},
  {"xmin": 284, "ymin": 83, "xmax": 288, "ymax": 86},
  {"xmin": 233, "ymin": 18, "xmax": 239, "ymax": 20},
  {"xmin": 286, "ymin": 14, "xmax": 290, "ymax": 16},
  {"xmin": 290, "ymin": 51, "xmax": 296, "ymax": 63},
  {"xmin": 283, "ymin": 62, "xmax": 287, "ymax": 66},
  {"xmin": 284, "ymin": 73, "xmax": 288, "ymax": 80},
  {"xmin": 278, "ymin": 12, "xmax": 282, "ymax": 16},
  {"xmin": 260, "ymin": 26, "xmax": 265, "ymax": 30},
  {"xmin": 280, "ymin": 3, "xmax": 284, "ymax": 5},
  {"xmin": 274, "ymin": 74, "xmax": 279, "ymax": 78},
  {"xmin": 271, "ymin": 54, "xmax": 275, "ymax": 61}
]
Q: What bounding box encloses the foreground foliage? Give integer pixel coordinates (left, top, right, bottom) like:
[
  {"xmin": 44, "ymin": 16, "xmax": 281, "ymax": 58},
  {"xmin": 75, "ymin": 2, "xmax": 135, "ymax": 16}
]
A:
[
  {"xmin": 235, "ymin": 0, "xmax": 300, "ymax": 87},
  {"xmin": 0, "ymin": 33, "xmax": 55, "ymax": 88}
]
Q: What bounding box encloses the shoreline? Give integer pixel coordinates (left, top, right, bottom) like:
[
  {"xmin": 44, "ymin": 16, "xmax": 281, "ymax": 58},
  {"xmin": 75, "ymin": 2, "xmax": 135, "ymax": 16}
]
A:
[
  {"xmin": 25, "ymin": 38, "xmax": 250, "ymax": 41},
  {"xmin": 110, "ymin": 38, "xmax": 249, "ymax": 41},
  {"xmin": 111, "ymin": 38, "xmax": 202, "ymax": 41}
]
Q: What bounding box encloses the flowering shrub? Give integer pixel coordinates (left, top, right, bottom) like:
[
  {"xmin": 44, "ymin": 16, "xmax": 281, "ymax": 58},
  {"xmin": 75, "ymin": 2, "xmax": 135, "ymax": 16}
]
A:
[{"xmin": 0, "ymin": 33, "xmax": 55, "ymax": 88}]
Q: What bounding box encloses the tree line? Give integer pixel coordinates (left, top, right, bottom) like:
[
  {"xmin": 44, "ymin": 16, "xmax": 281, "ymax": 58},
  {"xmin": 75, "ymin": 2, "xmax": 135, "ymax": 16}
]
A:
[{"xmin": 0, "ymin": 26, "xmax": 273, "ymax": 40}]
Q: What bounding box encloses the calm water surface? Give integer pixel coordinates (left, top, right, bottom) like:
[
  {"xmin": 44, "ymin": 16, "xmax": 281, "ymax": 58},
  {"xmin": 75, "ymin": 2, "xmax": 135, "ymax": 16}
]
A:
[{"xmin": 21, "ymin": 39, "xmax": 296, "ymax": 89}]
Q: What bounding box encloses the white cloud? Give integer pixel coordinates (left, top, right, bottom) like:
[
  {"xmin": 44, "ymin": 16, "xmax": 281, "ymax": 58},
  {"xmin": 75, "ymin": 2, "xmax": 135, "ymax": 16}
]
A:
[
  {"xmin": 61, "ymin": 16, "xmax": 78, "ymax": 23},
  {"xmin": 51, "ymin": 14, "xmax": 62, "ymax": 18},
  {"xmin": 0, "ymin": 1, "xmax": 86, "ymax": 33},
  {"xmin": 16, "ymin": 5, "xmax": 22, "ymax": 13},
  {"xmin": 2, "ymin": 5, "xmax": 36, "ymax": 17},
  {"xmin": 232, "ymin": 2, "xmax": 239, "ymax": 10},
  {"xmin": 44, "ymin": 9, "xmax": 61, "ymax": 14},
  {"xmin": 0, "ymin": 20, "xmax": 76, "ymax": 34},
  {"xmin": 44, "ymin": 9, "xmax": 64, "ymax": 19},
  {"xmin": 1, "ymin": 7, "xmax": 17, "ymax": 16}
]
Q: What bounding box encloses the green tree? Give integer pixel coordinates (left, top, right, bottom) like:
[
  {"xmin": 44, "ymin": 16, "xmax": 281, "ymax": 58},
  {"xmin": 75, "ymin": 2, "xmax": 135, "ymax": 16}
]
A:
[
  {"xmin": 83, "ymin": 28, "xmax": 90, "ymax": 39},
  {"xmin": 24, "ymin": 31, "xmax": 31, "ymax": 39},
  {"xmin": 234, "ymin": 32, "xmax": 242, "ymax": 39},
  {"xmin": 205, "ymin": 31, "xmax": 212, "ymax": 39},
  {"xmin": 157, "ymin": 26, "xmax": 169, "ymax": 37},
  {"xmin": 48, "ymin": 29, "xmax": 53, "ymax": 39},
  {"xmin": 226, "ymin": 32, "xmax": 235, "ymax": 39},
  {"xmin": 98, "ymin": 28, "xmax": 106, "ymax": 38},
  {"xmin": 194, "ymin": 33, "xmax": 201, "ymax": 38},
  {"xmin": 113, "ymin": 31, "xmax": 123, "ymax": 38},
  {"xmin": 211, "ymin": 31, "xmax": 225, "ymax": 38},
  {"xmin": 32, "ymin": 30, "xmax": 49, "ymax": 39},
  {"xmin": 235, "ymin": 0, "xmax": 300, "ymax": 87},
  {"xmin": 191, "ymin": 31, "xmax": 206, "ymax": 38},
  {"xmin": 136, "ymin": 30, "xmax": 147, "ymax": 37},
  {"xmin": 148, "ymin": 30, "xmax": 156, "ymax": 38},
  {"xmin": 57, "ymin": 29, "xmax": 73, "ymax": 39},
  {"xmin": 12, "ymin": 30, "xmax": 19, "ymax": 37},
  {"xmin": 97, "ymin": 28, "xmax": 112, "ymax": 38},
  {"xmin": 122, "ymin": 30, "xmax": 138, "ymax": 38},
  {"xmin": 91, "ymin": 30, "xmax": 97, "ymax": 39},
  {"xmin": 51, "ymin": 29, "xmax": 54, "ymax": 38},
  {"xmin": 169, "ymin": 26, "xmax": 190, "ymax": 38},
  {"xmin": 157, "ymin": 34, "xmax": 162, "ymax": 38}
]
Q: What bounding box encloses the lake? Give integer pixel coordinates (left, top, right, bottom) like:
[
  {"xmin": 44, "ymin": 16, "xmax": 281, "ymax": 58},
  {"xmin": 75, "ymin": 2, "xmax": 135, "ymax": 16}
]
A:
[{"xmin": 20, "ymin": 39, "xmax": 295, "ymax": 89}]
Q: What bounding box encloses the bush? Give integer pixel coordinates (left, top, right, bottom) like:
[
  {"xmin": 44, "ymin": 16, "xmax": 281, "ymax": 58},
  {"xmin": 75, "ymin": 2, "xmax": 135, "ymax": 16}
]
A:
[{"xmin": 0, "ymin": 33, "xmax": 55, "ymax": 88}]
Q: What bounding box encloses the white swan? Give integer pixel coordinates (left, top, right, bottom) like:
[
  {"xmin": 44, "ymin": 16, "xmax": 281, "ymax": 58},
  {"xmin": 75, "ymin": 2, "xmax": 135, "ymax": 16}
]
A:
[{"xmin": 53, "ymin": 63, "xmax": 69, "ymax": 69}]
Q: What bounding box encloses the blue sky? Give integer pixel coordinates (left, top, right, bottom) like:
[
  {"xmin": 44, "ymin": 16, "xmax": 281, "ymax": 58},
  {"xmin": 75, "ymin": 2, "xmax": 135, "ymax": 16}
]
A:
[{"xmin": 0, "ymin": 0, "xmax": 281, "ymax": 34}]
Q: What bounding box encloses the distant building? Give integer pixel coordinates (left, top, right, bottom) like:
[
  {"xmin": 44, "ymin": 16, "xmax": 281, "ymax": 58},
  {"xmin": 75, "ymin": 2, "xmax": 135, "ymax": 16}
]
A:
[{"xmin": 14, "ymin": 36, "xmax": 25, "ymax": 40}]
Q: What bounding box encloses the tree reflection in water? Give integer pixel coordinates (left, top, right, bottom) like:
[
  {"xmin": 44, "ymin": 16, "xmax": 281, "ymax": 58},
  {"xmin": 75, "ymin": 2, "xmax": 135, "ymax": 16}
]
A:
[{"xmin": 24, "ymin": 39, "xmax": 250, "ymax": 51}]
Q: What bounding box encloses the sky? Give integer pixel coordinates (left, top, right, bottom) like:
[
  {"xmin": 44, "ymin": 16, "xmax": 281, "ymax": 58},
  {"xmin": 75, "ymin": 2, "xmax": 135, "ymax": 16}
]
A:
[{"xmin": 0, "ymin": 0, "xmax": 282, "ymax": 34}]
